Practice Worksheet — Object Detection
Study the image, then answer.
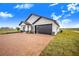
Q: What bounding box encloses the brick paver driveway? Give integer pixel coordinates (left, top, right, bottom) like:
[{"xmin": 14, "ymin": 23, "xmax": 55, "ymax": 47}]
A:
[{"xmin": 0, "ymin": 33, "xmax": 52, "ymax": 56}]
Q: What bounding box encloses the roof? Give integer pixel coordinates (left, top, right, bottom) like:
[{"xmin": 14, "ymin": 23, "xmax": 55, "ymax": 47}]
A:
[
  {"xmin": 19, "ymin": 21, "xmax": 24, "ymax": 26},
  {"xmin": 25, "ymin": 13, "xmax": 60, "ymax": 27},
  {"xmin": 19, "ymin": 21, "xmax": 31, "ymax": 26},
  {"xmin": 19, "ymin": 13, "xmax": 60, "ymax": 27},
  {"xmin": 25, "ymin": 22, "xmax": 31, "ymax": 25}
]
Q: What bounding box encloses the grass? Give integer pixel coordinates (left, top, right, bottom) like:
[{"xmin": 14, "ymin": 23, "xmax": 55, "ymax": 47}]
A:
[
  {"xmin": 0, "ymin": 29, "xmax": 18, "ymax": 34},
  {"xmin": 40, "ymin": 29, "xmax": 79, "ymax": 56},
  {"xmin": 62, "ymin": 28, "xmax": 79, "ymax": 31}
]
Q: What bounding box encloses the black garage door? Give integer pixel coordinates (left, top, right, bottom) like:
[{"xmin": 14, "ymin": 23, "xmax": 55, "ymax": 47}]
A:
[{"xmin": 35, "ymin": 24, "xmax": 52, "ymax": 35}]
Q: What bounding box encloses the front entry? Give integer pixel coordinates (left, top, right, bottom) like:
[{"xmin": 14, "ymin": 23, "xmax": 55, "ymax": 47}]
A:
[{"xmin": 21, "ymin": 26, "xmax": 25, "ymax": 32}]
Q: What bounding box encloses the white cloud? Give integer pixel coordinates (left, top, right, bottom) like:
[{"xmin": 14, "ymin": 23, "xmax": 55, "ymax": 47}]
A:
[
  {"xmin": 61, "ymin": 19, "xmax": 72, "ymax": 28},
  {"xmin": 67, "ymin": 3, "xmax": 79, "ymax": 14},
  {"xmin": 14, "ymin": 4, "xmax": 34, "ymax": 9},
  {"xmin": 0, "ymin": 12, "xmax": 13, "ymax": 18},
  {"xmin": 60, "ymin": 4, "xmax": 79, "ymax": 18},
  {"xmin": 67, "ymin": 3, "xmax": 76, "ymax": 11},
  {"xmin": 50, "ymin": 3, "xmax": 79, "ymax": 20},
  {"xmin": 51, "ymin": 13, "xmax": 62, "ymax": 20},
  {"xmin": 51, "ymin": 13, "xmax": 64, "ymax": 27},
  {"xmin": 49, "ymin": 3, "xmax": 58, "ymax": 6},
  {"xmin": 62, "ymin": 10, "xmax": 67, "ymax": 13},
  {"xmin": 62, "ymin": 19, "xmax": 71, "ymax": 24},
  {"xmin": 50, "ymin": 4, "xmax": 79, "ymax": 28},
  {"xmin": 76, "ymin": 6, "xmax": 79, "ymax": 11},
  {"xmin": 60, "ymin": 3, "xmax": 79, "ymax": 19},
  {"xmin": 64, "ymin": 13, "xmax": 71, "ymax": 18}
]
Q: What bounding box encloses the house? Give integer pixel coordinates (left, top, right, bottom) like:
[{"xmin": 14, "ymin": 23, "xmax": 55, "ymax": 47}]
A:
[{"xmin": 19, "ymin": 13, "xmax": 60, "ymax": 35}]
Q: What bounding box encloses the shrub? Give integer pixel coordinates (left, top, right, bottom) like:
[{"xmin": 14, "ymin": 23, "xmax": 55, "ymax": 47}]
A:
[{"xmin": 16, "ymin": 27, "xmax": 20, "ymax": 32}]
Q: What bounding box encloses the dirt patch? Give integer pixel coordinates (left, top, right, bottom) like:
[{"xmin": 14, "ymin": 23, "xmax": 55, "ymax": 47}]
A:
[{"xmin": 74, "ymin": 31, "xmax": 79, "ymax": 33}]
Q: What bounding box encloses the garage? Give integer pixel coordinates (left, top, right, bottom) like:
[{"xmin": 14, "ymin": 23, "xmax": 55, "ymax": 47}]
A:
[{"xmin": 35, "ymin": 24, "xmax": 52, "ymax": 35}]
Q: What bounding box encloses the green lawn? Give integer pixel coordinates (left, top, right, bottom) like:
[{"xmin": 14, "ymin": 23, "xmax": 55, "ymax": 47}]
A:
[
  {"xmin": 40, "ymin": 30, "xmax": 79, "ymax": 56},
  {"xmin": 0, "ymin": 29, "xmax": 18, "ymax": 34}
]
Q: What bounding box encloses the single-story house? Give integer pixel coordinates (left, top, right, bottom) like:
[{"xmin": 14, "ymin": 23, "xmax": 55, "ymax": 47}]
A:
[{"xmin": 19, "ymin": 13, "xmax": 60, "ymax": 35}]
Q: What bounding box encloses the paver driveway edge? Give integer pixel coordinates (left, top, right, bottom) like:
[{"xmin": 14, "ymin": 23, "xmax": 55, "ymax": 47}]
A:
[{"xmin": 38, "ymin": 37, "xmax": 53, "ymax": 56}]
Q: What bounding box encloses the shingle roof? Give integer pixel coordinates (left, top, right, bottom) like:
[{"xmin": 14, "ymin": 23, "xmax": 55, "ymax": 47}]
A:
[
  {"xmin": 19, "ymin": 21, "xmax": 31, "ymax": 26},
  {"xmin": 19, "ymin": 21, "xmax": 24, "ymax": 26},
  {"xmin": 25, "ymin": 13, "xmax": 60, "ymax": 27},
  {"xmin": 24, "ymin": 22, "xmax": 31, "ymax": 25},
  {"xmin": 19, "ymin": 13, "xmax": 60, "ymax": 27}
]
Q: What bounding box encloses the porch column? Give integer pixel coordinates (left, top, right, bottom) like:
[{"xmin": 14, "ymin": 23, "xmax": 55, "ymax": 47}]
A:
[
  {"xmin": 22, "ymin": 25, "xmax": 25, "ymax": 32},
  {"xmin": 27, "ymin": 25, "xmax": 29, "ymax": 32},
  {"xmin": 31, "ymin": 25, "xmax": 33, "ymax": 33}
]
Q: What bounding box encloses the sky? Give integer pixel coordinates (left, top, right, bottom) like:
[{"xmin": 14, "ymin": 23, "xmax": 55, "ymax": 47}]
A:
[{"xmin": 0, "ymin": 3, "xmax": 79, "ymax": 28}]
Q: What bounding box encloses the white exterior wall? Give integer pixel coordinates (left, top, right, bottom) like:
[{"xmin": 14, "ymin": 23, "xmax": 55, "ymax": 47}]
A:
[
  {"xmin": 27, "ymin": 15, "xmax": 40, "ymax": 24},
  {"xmin": 52, "ymin": 22, "xmax": 59, "ymax": 35},
  {"xmin": 28, "ymin": 26, "xmax": 31, "ymax": 31},
  {"xmin": 20, "ymin": 22, "xmax": 26, "ymax": 31},
  {"xmin": 25, "ymin": 25, "xmax": 28, "ymax": 31},
  {"xmin": 34, "ymin": 18, "xmax": 59, "ymax": 35},
  {"xmin": 34, "ymin": 18, "xmax": 53, "ymax": 25},
  {"xmin": 20, "ymin": 22, "xmax": 25, "ymax": 26},
  {"xmin": 20, "ymin": 26, "xmax": 23, "ymax": 30},
  {"xmin": 24, "ymin": 25, "xmax": 31, "ymax": 31}
]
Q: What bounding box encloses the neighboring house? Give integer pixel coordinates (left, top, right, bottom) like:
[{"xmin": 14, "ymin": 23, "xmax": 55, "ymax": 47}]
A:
[{"xmin": 19, "ymin": 13, "xmax": 60, "ymax": 35}]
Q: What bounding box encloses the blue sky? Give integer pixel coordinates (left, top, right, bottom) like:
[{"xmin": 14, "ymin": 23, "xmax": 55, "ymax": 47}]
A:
[{"xmin": 0, "ymin": 3, "xmax": 79, "ymax": 28}]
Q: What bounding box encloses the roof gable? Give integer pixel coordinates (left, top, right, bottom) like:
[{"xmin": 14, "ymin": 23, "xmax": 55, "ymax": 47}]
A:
[
  {"xmin": 19, "ymin": 21, "xmax": 31, "ymax": 26},
  {"xmin": 20, "ymin": 13, "xmax": 60, "ymax": 27},
  {"xmin": 25, "ymin": 14, "xmax": 40, "ymax": 24},
  {"xmin": 30, "ymin": 13, "xmax": 60, "ymax": 26},
  {"xmin": 19, "ymin": 21, "xmax": 25, "ymax": 26}
]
